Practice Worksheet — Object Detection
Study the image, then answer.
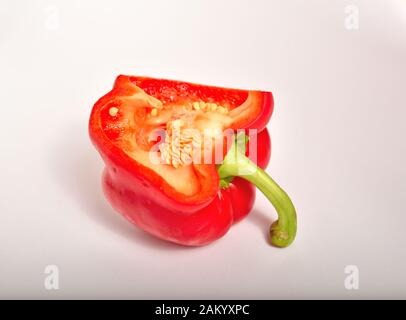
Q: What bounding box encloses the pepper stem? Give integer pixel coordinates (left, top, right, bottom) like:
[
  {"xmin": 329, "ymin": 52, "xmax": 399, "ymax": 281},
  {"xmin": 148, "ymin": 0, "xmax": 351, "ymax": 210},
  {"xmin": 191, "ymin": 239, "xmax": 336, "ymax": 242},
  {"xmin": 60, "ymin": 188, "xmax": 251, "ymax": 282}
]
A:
[{"xmin": 217, "ymin": 132, "xmax": 297, "ymax": 247}]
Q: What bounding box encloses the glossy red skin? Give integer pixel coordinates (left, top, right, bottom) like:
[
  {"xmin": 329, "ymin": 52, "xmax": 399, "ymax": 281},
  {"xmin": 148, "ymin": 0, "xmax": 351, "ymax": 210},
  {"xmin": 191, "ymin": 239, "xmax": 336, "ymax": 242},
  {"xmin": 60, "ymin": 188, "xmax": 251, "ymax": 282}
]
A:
[{"xmin": 90, "ymin": 75, "xmax": 273, "ymax": 246}]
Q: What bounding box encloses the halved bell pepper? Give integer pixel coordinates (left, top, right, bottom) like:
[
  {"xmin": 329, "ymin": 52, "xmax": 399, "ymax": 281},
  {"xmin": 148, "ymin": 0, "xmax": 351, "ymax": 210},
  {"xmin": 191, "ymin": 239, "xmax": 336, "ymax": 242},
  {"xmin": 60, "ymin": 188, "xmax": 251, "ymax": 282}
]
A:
[{"xmin": 89, "ymin": 75, "xmax": 296, "ymax": 247}]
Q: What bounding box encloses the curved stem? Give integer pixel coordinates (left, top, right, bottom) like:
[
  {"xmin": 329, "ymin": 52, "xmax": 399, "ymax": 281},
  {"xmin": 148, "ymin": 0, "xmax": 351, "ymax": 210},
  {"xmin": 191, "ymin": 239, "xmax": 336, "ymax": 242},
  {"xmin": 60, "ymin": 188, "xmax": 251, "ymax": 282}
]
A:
[{"xmin": 218, "ymin": 133, "xmax": 297, "ymax": 247}]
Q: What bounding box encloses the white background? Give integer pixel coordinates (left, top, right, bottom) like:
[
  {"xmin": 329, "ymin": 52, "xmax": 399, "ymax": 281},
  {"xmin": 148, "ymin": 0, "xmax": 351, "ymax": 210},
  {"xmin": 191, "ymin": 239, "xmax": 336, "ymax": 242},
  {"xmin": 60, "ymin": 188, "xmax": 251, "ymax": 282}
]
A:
[{"xmin": 1, "ymin": 0, "xmax": 405, "ymax": 299}]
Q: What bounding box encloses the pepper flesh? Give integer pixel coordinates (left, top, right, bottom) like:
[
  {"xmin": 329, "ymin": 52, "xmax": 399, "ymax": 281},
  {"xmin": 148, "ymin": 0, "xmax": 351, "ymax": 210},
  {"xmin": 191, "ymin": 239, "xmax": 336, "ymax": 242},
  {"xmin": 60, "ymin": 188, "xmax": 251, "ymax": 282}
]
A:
[{"xmin": 89, "ymin": 75, "xmax": 296, "ymax": 247}]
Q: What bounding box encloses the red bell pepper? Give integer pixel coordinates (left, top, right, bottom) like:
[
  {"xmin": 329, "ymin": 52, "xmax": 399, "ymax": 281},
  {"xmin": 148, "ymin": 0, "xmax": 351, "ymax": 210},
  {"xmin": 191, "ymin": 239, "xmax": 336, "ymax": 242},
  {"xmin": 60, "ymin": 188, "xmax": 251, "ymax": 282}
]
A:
[{"xmin": 89, "ymin": 75, "xmax": 296, "ymax": 247}]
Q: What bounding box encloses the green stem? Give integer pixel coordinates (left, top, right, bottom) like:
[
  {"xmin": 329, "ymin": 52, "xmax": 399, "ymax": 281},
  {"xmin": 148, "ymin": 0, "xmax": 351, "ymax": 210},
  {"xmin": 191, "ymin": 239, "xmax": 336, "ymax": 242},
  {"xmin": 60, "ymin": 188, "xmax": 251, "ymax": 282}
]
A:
[{"xmin": 218, "ymin": 133, "xmax": 297, "ymax": 247}]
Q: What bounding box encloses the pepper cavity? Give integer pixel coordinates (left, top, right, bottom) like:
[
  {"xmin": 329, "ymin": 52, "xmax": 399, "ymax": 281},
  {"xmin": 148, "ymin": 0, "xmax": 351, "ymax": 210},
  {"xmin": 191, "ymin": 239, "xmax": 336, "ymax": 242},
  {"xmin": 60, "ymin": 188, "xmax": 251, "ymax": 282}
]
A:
[
  {"xmin": 131, "ymin": 100, "xmax": 231, "ymax": 168},
  {"xmin": 147, "ymin": 100, "xmax": 229, "ymax": 118},
  {"xmin": 155, "ymin": 102, "xmax": 233, "ymax": 168},
  {"xmin": 103, "ymin": 81, "xmax": 257, "ymax": 171}
]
